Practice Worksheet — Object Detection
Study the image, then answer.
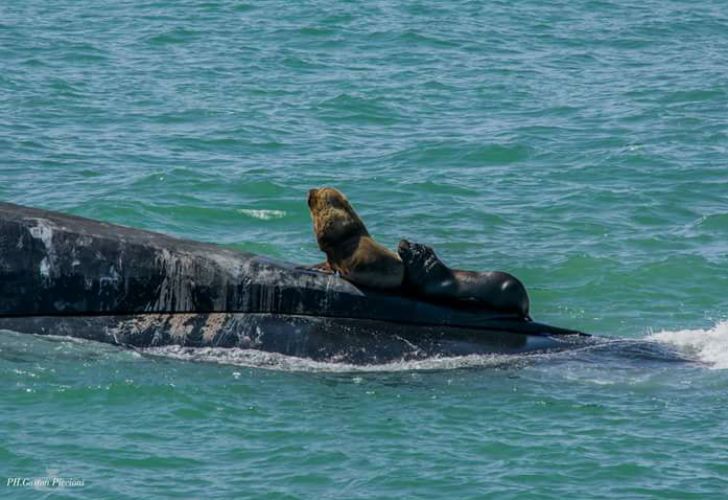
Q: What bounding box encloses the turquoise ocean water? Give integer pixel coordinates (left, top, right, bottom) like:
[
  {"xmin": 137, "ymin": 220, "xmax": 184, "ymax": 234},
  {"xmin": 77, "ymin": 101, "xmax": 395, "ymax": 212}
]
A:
[{"xmin": 1, "ymin": 0, "xmax": 727, "ymax": 497}]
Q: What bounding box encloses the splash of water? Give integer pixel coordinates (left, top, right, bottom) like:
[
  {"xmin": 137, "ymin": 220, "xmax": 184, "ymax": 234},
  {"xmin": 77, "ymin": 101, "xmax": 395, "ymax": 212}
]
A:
[
  {"xmin": 237, "ymin": 209, "xmax": 286, "ymax": 220},
  {"xmin": 6, "ymin": 322, "xmax": 726, "ymax": 372},
  {"xmin": 141, "ymin": 345, "xmax": 548, "ymax": 373},
  {"xmin": 649, "ymin": 320, "xmax": 728, "ymax": 369}
]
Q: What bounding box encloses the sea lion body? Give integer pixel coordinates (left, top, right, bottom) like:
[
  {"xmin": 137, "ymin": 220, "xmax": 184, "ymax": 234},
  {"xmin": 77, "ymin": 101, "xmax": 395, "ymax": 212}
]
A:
[
  {"xmin": 308, "ymin": 188, "xmax": 404, "ymax": 290},
  {"xmin": 398, "ymin": 240, "xmax": 530, "ymax": 317}
]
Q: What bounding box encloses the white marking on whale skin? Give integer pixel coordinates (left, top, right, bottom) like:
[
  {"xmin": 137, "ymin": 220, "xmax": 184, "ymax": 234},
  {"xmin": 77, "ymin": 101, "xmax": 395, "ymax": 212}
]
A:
[
  {"xmin": 252, "ymin": 325, "xmax": 264, "ymax": 347},
  {"xmin": 107, "ymin": 315, "xmax": 163, "ymax": 345},
  {"xmin": 29, "ymin": 223, "xmax": 53, "ymax": 247},
  {"xmin": 99, "ymin": 265, "xmax": 121, "ymax": 288},
  {"xmin": 152, "ymin": 250, "xmax": 199, "ymax": 312},
  {"xmin": 29, "ymin": 220, "xmax": 56, "ymax": 282},
  {"xmin": 39, "ymin": 257, "xmax": 51, "ymax": 279},
  {"xmin": 74, "ymin": 235, "xmax": 93, "ymax": 247},
  {"xmin": 207, "ymin": 252, "xmax": 244, "ymax": 279},
  {"xmin": 166, "ymin": 314, "xmax": 195, "ymax": 339},
  {"xmin": 202, "ymin": 313, "xmax": 230, "ymax": 344}
]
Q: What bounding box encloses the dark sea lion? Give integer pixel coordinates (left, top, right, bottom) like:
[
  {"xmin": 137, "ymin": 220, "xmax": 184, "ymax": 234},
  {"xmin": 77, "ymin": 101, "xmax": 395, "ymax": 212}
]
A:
[
  {"xmin": 308, "ymin": 187, "xmax": 404, "ymax": 290},
  {"xmin": 397, "ymin": 239, "xmax": 530, "ymax": 317}
]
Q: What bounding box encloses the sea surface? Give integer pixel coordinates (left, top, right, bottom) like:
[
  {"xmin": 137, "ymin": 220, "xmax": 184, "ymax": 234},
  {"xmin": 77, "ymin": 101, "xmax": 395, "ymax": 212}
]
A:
[{"xmin": 1, "ymin": 0, "xmax": 727, "ymax": 497}]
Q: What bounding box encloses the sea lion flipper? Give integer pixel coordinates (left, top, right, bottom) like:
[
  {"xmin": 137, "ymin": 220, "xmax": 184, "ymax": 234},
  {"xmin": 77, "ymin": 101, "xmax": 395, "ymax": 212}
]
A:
[{"xmin": 308, "ymin": 261, "xmax": 333, "ymax": 273}]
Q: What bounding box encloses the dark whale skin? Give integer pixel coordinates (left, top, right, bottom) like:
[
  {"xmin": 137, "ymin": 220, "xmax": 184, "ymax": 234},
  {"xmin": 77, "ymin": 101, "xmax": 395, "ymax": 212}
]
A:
[{"xmin": 0, "ymin": 202, "xmax": 587, "ymax": 363}]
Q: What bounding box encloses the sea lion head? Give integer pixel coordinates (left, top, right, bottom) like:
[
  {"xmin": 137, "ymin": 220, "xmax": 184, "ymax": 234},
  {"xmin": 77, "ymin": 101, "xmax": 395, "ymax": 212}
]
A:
[
  {"xmin": 397, "ymin": 239, "xmax": 448, "ymax": 285},
  {"xmin": 308, "ymin": 187, "xmax": 369, "ymax": 250}
]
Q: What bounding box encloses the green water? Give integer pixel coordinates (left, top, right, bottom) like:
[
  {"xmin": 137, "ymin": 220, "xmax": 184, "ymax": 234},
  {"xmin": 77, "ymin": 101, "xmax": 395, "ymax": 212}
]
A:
[{"xmin": 1, "ymin": 0, "xmax": 727, "ymax": 497}]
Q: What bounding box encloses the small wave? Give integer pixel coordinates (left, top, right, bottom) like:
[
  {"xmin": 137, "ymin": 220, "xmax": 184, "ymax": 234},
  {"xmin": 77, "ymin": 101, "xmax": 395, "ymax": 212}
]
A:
[
  {"xmin": 648, "ymin": 321, "xmax": 728, "ymax": 369},
  {"xmin": 237, "ymin": 209, "xmax": 286, "ymax": 220},
  {"xmin": 141, "ymin": 345, "xmax": 553, "ymax": 373}
]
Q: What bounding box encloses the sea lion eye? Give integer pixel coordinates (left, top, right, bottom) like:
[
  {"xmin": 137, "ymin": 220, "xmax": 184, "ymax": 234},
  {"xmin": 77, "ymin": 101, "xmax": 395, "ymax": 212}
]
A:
[{"xmin": 326, "ymin": 194, "xmax": 344, "ymax": 209}]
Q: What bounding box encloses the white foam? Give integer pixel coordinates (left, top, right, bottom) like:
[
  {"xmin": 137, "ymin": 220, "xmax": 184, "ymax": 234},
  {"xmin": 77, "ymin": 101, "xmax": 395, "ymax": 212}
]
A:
[
  {"xmin": 141, "ymin": 345, "xmax": 543, "ymax": 373},
  {"xmin": 237, "ymin": 209, "xmax": 286, "ymax": 220},
  {"xmin": 648, "ymin": 320, "xmax": 728, "ymax": 369}
]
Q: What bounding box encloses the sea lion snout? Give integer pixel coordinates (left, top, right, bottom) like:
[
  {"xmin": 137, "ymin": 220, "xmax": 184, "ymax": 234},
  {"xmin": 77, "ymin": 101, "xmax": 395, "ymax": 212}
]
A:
[
  {"xmin": 397, "ymin": 240, "xmax": 432, "ymax": 266},
  {"xmin": 397, "ymin": 239, "xmax": 412, "ymax": 254},
  {"xmin": 307, "ymin": 188, "xmax": 318, "ymax": 208}
]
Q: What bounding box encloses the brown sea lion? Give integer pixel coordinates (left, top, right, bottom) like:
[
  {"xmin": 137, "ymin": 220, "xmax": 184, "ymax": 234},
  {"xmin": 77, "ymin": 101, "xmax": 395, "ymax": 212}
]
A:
[
  {"xmin": 307, "ymin": 187, "xmax": 404, "ymax": 290},
  {"xmin": 397, "ymin": 239, "xmax": 530, "ymax": 317}
]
